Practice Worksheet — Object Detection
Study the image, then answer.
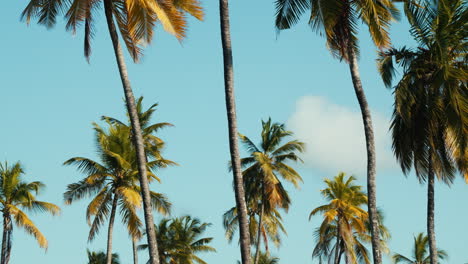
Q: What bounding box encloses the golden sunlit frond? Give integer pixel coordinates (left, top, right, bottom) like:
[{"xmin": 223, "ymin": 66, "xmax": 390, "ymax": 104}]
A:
[{"xmin": 11, "ymin": 208, "xmax": 48, "ymax": 249}]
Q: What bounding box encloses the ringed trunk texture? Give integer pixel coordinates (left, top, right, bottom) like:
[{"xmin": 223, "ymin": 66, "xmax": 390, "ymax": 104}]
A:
[
  {"xmin": 347, "ymin": 47, "xmax": 381, "ymax": 264},
  {"xmin": 427, "ymin": 160, "xmax": 437, "ymax": 264},
  {"xmin": 218, "ymin": 0, "xmax": 251, "ymax": 263},
  {"xmin": 1, "ymin": 214, "xmax": 12, "ymax": 264},
  {"xmin": 133, "ymin": 239, "xmax": 139, "ymax": 264},
  {"xmin": 103, "ymin": 1, "xmax": 160, "ymax": 263},
  {"xmin": 106, "ymin": 194, "xmax": 119, "ymax": 264},
  {"xmin": 254, "ymin": 204, "xmax": 264, "ymax": 264}
]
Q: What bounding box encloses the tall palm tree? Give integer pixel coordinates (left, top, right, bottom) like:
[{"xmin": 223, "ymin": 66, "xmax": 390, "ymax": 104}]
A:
[
  {"xmin": 139, "ymin": 215, "xmax": 216, "ymax": 264},
  {"xmin": 218, "ymin": 0, "xmax": 251, "ymax": 262},
  {"xmin": 0, "ymin": 161, "xmax": 60, "ymax": 264},
  {"xmin": 64, "ymin": 123, "xmax": 172, "ymax": 264},
  {"xmin": 87, "ymin": 250, "xmax": 121, "ymax": 264},
  {"xmin": 224, "ymin": 118, "xmax": 304, "ymax": 264},
  {"xmin": 21, "ymin": 1, "xmax": 203, "ymax": 263},
  {"xmin": 310, "ymin": 173, "xmax": 376, "ymax": 264},
  {"xmin": 378, "ymin": 1, "xmax": 467, "ymax": 263},
  {"xmin": 392, "ymin": 233, "xmax": 448, "ymax": 264},
  {"xmin": 274, "ymin": 1, "xmax": 400, "ymax": 262}
]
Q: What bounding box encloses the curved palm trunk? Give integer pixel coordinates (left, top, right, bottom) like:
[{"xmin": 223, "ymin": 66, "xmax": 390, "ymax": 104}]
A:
[
  {"xmin": 106, "ymin": 194, "xmax": 119, "ymax": 264},
  {"xmin": 254, "ymin": 204, "xmax": 264, "ymax": 264},
  {"xmin": 133, "ymin": 238, "xmax": 139, "ymax": 264},
  {"xmin": 334, "ymin": 220, "xmax": 341, "ymax": 264},
  {"xmin": 347, "ymin": 47, "xmax": 381, "ymax": 264},
  {"xmin": 1, "ymin": 213, "xmax": 12, "ymax": 264},
  {"xmin": 427, "ymin": 159, "xmax": 437, "ymax": 264},
  {"xmin": 102, "ymin": 1, "xmax": 160, "ymax": 264},
  {"xmin": 219, "ymin": 0, "xmax": 251, "ymax": 263}
]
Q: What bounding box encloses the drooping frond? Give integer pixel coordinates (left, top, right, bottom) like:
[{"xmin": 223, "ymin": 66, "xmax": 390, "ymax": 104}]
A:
[{"xmin": 12, "ymin": 208, "xmax": 48, "ymax": 249}]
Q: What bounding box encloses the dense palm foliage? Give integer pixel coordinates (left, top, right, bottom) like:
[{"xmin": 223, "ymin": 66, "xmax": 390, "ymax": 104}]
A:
[
  {"xmin": 274, "ymin": 1, "xmax": 401, "ymax": 262},
  {"xmin": 87, "ymin": 250, "xmax": 121, "ymax": 264},
  {"xmin": 378, "ymin": 1, "xmax": 467, "ymax": 263},
  {"xmin": 392, "ymin": 233, "xmax": 448, "ymax": 264},
  {"xmin": 223, "ymin": 119, "xmax": 304, "ymax": 263},
  {"xmin": 139, "ymin": 215, "xmax": 216, "ymax": 264},
  {"xmin": 0, "ymin": 162, "xmax": 60, "ymax": 264},
  {"xmin": 310, "ymin": 173, "xmax": 390, "ymax": 264},
  {"xmin": 64, "ymin": 122, "xmax": 172, "ymax": 264}
]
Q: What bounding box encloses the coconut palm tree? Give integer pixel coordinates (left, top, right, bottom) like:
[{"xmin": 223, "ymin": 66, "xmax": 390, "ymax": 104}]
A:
[
  {"xmin": 0, "ymin": 161, "xmax": 60, "ymax": 264},
  {"xmin": 64, "ymin": 123, "xmax": 172, "ymax": 264},
  {"xmin": 310, "ymin": 173, "xmax": 371, "ymax": 264},
  {"xmin": 237, "ymin": 253, "xmax": 280, "ymax": 264},
  {"xmin": 21, "ymin": 1, "xmax": 203, "ymax": 263},
  {"xmin": 224, "ymin": 118, "xmax": 304, "ymax": 264},
  {"xmin": 378, "ymin": 1, "xmax": 467, "ymax": 263},
  {"xmin": 139, "ymin": 215, "xmax": 216, "ymax": 264},
  {"xmin": 392, "ymin": 233, "xmax": 448, "ymax": 264},
  {"xmin": 218, "ymin": 0, "xmax": 251, "ymax": 262},
  {"xmin": 274, "ymin": 1, "xmax": 400, "ymax": 262},
  {"xmin": 87, "ymin": 250, "xmax": 121, "ymax": 264}
]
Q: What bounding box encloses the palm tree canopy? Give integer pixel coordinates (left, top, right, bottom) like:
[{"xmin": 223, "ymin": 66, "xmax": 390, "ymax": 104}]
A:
[
  {"xmin": 0, "ymin": 161, "xmax": 61, "ymax": 249},
  {"xmin": 139, "ymin": 215, "xmax": 216, "ymax": 264},
  {"xmin": 392, "ymin": 233, "xmax": 448, "ymax": 264},
  {"xmin": 274, "ymin": 0, "xmax": 400, "ymax": 61},
  {"xmin": 87, "ymin": 250, "xmax": 121, "ymax": 264},
  {"xmin": 377, "ymin": 0, "xmax": 468, "ymax": 183},
  {"xmin": 64, "ymin": 122, "xmax": 172, "ymax": 241},
  {"xmin": 22, "ymin": 0, "xmax": 204, "ymax": 61}
]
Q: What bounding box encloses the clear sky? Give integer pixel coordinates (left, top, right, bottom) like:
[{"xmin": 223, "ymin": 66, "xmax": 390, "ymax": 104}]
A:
[{"xmin": 1, "ymin": 1, "xmax": 466, "ymax": 264}]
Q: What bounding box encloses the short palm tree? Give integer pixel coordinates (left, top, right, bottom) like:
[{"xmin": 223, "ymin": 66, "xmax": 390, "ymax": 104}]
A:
[
  {"xmin": 139, "ymin": 215, "xmax": 216, "ymax": 264},
  {"xmin": 237, "ymin": 252, "xmax": 280, "ymax": 264},
  {"xmin": 392, "ymin": 233, "xmax": 448, "ymax": 264},
  {"xmin": 310, "ymin": 173, "xmax": 371, "ymax": 264},
  {"xmin": 378, "ymin": 1, "xmax": 467, "ymax": 263},
  {"xmin": 87, "ymin": 250, "xmax": 121, "ymax": 264},
  {"xmin": 22, "ymin": 1, "xmax": 203, "ymax": 263},
  {"xmin": 0, "ymin": 161, "xmax": 60, "ymax": 264},
  {"xmin": 274, "ymin": 1, "xmax": 400, "ymax": 262},
  {"xmin": 224, "ymin": 119, "xmax": 304, "ymax": 264},
  {"xmin": 64, "ymin": 123, "xmax": 172, "ymax": 264}
]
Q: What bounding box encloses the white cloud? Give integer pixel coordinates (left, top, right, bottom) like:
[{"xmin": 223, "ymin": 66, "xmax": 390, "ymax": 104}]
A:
[{"xmin": 287, "ymin": 96, "xmax": 397, "ymax": 176}]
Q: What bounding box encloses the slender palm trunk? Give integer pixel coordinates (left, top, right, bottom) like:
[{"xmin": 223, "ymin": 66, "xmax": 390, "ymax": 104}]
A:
[
  {"xmin": 1, "ymin": 213, "xmax": 12, "ymax": 264},
  {"xmin": 254, "ymin": 204, "xmax": 264, "ymax": 264},
  {"xmin": 427, "ymin": 158, "xmax": 437, "ymax": 264},
  {"xmin": 334, "ymin": 219, "xmax": 341, "ymax": 264},
  {"xmin": 132, "ymin": 238, "xmax": 139, "ymax": 264},
  {"xmin": 219, "ymin": 0, "xmax": 251, "ymax": 263},
  {"xmin": 347, "ymin": 46, "xmax": 381, "ymax": 264},
  {"xmin": 102, "ymin": 1, "xmax": 160, "ymax": 263},
  {"xmin": 106, "ymin": 194, "xmax": 118, "ymax": 264}
]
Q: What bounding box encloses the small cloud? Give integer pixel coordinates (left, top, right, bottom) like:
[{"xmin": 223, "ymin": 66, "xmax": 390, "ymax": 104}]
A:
[{"xmin": 287, "ymin": 96, "xmax": 397, "ymax": 176}]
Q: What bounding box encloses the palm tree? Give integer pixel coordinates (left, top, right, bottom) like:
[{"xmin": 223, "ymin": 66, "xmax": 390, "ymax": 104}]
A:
[
  {"xmin": 139, "ymin": 215, "xmax": 216, "ymax": 264},
  {"xmin": 218, "ymin": 0, "xmax": 252, "ymax": 262},
  {"xmin": 392, "ymin": 233, "xmax": 448, "ymax": 264},
  {"xmin": 87, "ymin": 250, "xmax": 121, "ymax": 264},
  {"xmin": 21, "ymin": 1, "xmax": 203, "ymax": 263},
  {"xmin": 224, "ymin": 118, "xmax": 304, "ymax": 264},
  {"xmin": 0, "ymin": 161, "xmax": 61, "ymax": 264},
  {"xmin": 237, "ymin": 252, "xmax": 280, "ymax": 264},
  {"xmin": 64, "ymin": 122, "xmax": 172, "ymax": 264},
  {"xmin": 310, "ymin": 173, "xmax": 377, "ymax": 264},
  {"xmin": 378, "ymin": 1, "xmax": 467, "ymax": 263},
  {"xmin": 274, "ymin": 1, "xmax": 400, "ymax": 262}
]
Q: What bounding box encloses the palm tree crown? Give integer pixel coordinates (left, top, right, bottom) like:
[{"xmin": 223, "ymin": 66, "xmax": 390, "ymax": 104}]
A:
[{"xmin": 392, "ymin": 233, "xmax": 448, "ymax": 264}]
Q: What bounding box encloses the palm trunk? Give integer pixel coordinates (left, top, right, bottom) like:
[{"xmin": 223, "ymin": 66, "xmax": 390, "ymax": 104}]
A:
[
  {"xmin": 427, "ymin": 158, "xmax": 437, "ymax": 264},
  {"xmin": 102, "ymin": 1, "xmax": 160, "ymax": 264},
  {"xmin": 253, "ymin": 204, "xmax": 264, "ymax": 264},
  {"xmin": 1, "ymin": 213, "xmax": 12, "ymax": 264},
  {"xmin": 334, "ymin": 220, "xmax": 341, "ymax": 264},
  {"xmin": 106, "ymin": 194, "xmax": 118, "ymax": 264},
  {"xmin": 219, "ymin": 1, "xmax": 251, "ymax": 263},
  {"xmin": 347, "ymin": 46, "xmax": 381, "ymax": 264},
  {"xmin": 133, "ymin": 238, "xmax": 138, "ymax": 264}
]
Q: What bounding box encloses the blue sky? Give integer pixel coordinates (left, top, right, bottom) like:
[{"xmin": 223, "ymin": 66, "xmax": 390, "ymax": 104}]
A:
[{"xmin": 1, "ymin": 1, "xmax": 466, "ymax": 264}]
